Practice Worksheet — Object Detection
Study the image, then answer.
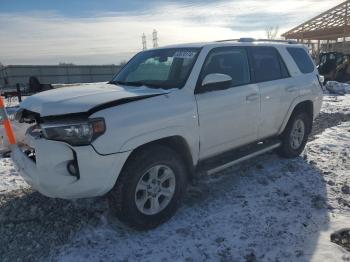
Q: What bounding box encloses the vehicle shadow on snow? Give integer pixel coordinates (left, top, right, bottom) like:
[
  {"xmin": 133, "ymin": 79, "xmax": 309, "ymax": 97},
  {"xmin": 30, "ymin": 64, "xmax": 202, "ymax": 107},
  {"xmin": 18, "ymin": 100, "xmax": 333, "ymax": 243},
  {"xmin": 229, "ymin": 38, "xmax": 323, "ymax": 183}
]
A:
[
  {"xmin": 183, "ymin": 153, "xmax": 330, "ymax": 261},
  {"xmin": 45, "ymin": 152, "xmax": 330, "ymax": 262},
  {"xmin": 0, "ymin": 188, "xmax": 109, "ymax": 262}
]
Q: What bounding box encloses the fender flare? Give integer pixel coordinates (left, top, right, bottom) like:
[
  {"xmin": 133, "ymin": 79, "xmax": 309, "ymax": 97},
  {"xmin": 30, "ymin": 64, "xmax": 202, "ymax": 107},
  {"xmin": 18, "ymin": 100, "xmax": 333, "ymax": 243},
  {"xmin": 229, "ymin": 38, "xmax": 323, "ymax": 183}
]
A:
[
  {"xmin": 119, "ymin": 126, "xmax": 199, "ymax": 165},
  {"xmin": 278, "ymin": 95, "xmax": 315, "ymax": 134}
]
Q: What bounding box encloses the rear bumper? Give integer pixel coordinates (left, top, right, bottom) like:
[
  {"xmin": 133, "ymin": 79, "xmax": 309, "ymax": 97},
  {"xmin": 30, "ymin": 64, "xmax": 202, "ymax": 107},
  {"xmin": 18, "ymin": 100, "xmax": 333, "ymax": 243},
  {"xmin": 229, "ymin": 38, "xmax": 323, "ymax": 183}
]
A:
[{"xmin": 11, "ymin": 137, "xmax": 130, "ymax": 199}]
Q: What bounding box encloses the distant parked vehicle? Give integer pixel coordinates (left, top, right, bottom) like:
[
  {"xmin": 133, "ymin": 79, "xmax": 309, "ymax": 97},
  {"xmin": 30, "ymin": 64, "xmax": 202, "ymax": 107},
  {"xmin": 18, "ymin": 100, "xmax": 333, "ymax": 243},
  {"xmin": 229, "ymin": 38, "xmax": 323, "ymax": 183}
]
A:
[
  {"xmin": 317, "ymin": 52, "xmax": 350, "ymax": 83},
  {"xmin": 11, "ymin": 38, "xmax": 323, "ymax": 229}
]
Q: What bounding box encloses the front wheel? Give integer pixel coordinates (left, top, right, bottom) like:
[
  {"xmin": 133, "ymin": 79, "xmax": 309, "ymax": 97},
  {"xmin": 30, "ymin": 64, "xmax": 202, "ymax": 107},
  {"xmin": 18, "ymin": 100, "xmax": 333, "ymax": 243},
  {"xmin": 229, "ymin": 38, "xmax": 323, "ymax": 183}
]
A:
[
  {"xmin": 277, "ymin": 112, "xmax": 311, "ymax": 158},
  {"xmin": 108, "ymin": 145, "xmax": 187, "ymax": 230}
]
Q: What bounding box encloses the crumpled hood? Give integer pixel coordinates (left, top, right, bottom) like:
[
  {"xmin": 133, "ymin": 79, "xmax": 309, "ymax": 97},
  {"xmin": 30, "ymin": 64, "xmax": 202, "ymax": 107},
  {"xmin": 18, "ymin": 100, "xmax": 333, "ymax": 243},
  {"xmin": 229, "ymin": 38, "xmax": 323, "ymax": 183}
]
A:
[{"xmin": 19, "ymin": 82, "xmax": 169, "ymax": 117}]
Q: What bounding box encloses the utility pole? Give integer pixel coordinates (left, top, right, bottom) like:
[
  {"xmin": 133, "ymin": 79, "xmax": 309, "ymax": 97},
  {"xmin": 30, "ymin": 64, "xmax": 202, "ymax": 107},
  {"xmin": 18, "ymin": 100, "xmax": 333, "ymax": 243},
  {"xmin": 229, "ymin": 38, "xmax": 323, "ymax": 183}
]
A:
[
  {"xmin": 142, "ymin": 33, "xmax": 147, "ymax": 50},
  {"xmin": 152, "ymin": 29, "xmax": 158, "ymax": 48}
]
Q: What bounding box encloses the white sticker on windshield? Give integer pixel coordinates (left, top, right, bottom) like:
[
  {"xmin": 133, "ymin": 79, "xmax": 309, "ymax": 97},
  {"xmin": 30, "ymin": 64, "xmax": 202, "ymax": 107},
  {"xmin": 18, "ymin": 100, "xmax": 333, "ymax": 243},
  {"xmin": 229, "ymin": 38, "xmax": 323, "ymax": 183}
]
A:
[{"xmin": 174, "ymin": 51, "xmax": 197, "ymax": 59}]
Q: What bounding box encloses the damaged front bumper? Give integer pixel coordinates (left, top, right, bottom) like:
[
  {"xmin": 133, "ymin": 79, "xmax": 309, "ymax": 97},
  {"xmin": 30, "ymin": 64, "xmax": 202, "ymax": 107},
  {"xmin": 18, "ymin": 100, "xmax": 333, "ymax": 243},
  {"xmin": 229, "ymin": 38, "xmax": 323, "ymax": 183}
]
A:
[{"xmin": 11, "ymin": 133, "xmax": 130, "ymax": 199}]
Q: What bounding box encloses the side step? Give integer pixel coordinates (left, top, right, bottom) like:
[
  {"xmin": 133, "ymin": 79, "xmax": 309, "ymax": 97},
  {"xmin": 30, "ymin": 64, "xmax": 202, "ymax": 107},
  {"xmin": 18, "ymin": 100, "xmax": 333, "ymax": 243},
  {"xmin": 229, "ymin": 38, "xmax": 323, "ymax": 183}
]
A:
[{"xmin": 197, "ymin": 139, "xmax": 281, "ymax": 176}]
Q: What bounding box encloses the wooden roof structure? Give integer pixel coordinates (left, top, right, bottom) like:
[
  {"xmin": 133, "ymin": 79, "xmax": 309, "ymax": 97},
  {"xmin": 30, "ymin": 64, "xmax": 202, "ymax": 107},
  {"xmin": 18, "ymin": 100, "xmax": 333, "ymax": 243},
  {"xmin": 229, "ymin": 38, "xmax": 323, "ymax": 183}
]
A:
[{"xmin": 283, "ymin": 0, "xmax": 350, "ymax": 41}]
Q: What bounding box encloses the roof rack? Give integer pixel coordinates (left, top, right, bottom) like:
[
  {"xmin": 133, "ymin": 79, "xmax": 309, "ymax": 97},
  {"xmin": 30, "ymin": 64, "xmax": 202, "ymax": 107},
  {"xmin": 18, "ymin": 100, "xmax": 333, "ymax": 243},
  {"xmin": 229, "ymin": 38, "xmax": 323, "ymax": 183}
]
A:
[
  {"xmin": 255, "ymin": 39, "xmax": 298, "ymax": 44},
  {"xmin": 215, "ymin": 39, "xmax": 240, "ymax": 43},
  {"xmin": 216, "ymin": 38, "xmax": 298, "ymax": 44}
]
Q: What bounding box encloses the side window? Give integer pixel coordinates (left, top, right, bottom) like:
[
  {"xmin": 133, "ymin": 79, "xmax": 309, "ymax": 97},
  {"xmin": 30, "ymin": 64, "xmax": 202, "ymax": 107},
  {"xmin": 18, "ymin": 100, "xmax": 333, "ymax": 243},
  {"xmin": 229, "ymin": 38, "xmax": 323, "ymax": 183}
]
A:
[
  {"xmin": 280, "ymin": 56, "xmax": 290, "ymax": 78},
  {"xmin": 251, "ymin": 47, "xmax": 284, "ymax": 82},
  {"xmin": 287, "ymin": 47, "xmax": 315, "ymax": 74},
  {"xmin": 200, "ymin": 47, "xmax": 251, "ymax": 88}
]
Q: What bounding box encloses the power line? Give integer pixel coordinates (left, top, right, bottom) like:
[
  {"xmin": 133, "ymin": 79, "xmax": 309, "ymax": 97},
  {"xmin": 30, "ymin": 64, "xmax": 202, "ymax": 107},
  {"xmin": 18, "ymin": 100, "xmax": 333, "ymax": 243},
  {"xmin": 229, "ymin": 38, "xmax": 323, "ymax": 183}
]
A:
[
  {"xmin": 152, "ymin": 29, "xmax": 158, "ymax": 48},
  {"xmin": 142, "ymin": 30, "xmax": 159, "ymax": 50},
  {"xmin": 142, "ymin": 33, "xmax": 147, "ymax": 51}
]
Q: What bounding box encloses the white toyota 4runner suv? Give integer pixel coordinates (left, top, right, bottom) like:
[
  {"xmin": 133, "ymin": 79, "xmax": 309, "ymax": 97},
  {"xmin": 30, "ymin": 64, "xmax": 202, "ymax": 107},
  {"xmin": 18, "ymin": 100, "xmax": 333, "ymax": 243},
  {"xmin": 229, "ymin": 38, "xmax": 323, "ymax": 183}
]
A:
[{"xmin": 11, "ymin": 39, "xmax": 323, "ymax": 229}]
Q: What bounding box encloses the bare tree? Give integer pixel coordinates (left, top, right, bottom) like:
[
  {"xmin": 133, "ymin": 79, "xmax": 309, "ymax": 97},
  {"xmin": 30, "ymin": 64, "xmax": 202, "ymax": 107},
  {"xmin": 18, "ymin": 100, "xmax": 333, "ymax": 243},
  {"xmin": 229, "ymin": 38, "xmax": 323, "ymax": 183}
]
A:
[
  {"xmin": 0, "ymin": 62, "xmax": 4, "ymax": 69},
  {"xmin": 119, "ymin": 60, "xmax": 127, "ymax": 67},
  {"xmin": 266, "ymin": 26, "xmax": 280, "ymax": 40}
]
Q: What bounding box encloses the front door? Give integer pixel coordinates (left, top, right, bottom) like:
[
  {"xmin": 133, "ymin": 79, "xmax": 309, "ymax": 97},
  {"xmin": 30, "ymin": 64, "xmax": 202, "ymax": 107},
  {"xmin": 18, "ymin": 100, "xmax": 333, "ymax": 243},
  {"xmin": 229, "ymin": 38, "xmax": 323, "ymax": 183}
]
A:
[{"xmin": 195, "ymin": 47, "xmax": 260, "ymax": 159}]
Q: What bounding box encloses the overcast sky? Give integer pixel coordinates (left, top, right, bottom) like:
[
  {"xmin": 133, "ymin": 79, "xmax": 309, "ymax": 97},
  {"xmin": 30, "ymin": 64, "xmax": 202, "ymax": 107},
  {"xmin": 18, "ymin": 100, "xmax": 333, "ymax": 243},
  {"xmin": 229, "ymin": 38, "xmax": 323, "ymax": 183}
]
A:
[{"xmin": 0, "ymin": 0, "xmax": 344, "ymax": 65}]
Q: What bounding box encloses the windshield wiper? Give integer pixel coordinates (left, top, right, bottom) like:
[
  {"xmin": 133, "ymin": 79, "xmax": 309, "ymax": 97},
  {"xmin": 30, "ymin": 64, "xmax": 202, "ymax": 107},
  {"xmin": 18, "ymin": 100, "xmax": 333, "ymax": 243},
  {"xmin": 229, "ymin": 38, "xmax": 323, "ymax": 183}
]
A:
[
  {"xmin": 109, "ymin": 80, "xmax": 139, "ymax": 86},
  {"xmin": 110, "ymin": 80, "xmax": 162, "ymax": 89}
]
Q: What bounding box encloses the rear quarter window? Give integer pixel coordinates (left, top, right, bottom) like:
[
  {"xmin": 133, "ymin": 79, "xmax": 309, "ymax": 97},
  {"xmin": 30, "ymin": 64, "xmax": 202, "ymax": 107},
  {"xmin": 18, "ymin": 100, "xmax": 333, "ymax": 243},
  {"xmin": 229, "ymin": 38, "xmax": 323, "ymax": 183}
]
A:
[{"xmin": 287, "ymin": 47, "xmax": 315, "ymax": 74}]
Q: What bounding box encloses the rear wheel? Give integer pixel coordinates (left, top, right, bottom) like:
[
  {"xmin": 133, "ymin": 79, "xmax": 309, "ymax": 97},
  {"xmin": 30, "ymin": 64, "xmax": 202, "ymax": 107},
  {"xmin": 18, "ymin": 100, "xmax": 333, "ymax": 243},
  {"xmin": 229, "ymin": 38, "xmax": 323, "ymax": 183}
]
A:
[
  {"xmin": 108, "ymin": 145, "xmax": 187, "ymax": 230},
  {"xmin": 277, "ymin": 111, "xmax": 311, "ymax": 158}
]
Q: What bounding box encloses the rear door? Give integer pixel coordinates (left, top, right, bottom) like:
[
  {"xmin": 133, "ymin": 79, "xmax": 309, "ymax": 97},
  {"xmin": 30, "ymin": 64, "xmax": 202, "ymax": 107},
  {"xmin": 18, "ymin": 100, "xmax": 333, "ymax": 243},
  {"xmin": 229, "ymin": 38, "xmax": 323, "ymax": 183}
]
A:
[
  {"xmin": 195, "ymin": 46, "xmax": 260, "ymax": 159},
  {"xmin": 249, "ymin": 46, "xmax": 295, "ymax": 139}
]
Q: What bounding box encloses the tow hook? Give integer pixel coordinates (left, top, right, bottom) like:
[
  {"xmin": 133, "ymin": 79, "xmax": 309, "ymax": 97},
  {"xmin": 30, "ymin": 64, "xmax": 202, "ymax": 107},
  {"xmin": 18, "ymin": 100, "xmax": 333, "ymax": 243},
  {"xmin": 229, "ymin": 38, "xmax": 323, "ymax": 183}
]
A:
[{"xmin": 67, "ymin": 150, "xmax": 80, "ymax": 179}]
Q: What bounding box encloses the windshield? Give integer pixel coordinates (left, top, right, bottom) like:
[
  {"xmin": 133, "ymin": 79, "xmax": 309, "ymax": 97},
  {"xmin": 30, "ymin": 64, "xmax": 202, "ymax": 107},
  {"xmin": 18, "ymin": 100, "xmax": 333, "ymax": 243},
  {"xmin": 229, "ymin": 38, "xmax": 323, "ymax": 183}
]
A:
[{"xmin": 111, "ymin": 48, "xmax": 200, "ymax": 89}]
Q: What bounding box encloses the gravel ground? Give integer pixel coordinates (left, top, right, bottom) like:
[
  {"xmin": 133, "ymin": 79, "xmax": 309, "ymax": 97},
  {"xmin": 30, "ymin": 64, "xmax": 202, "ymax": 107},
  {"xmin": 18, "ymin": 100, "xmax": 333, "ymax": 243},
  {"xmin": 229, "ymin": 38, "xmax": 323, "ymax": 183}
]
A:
[
  {"xmin": 0, "ymin": 190, "xmax": 107, "ymax": 261},
  {"xmin": 0, "ymin": 94, "xmax": 349, "ymax": 261},
  {"xmin": 331, "ymin": 229, "xmax": 350, "ymax": 252}
]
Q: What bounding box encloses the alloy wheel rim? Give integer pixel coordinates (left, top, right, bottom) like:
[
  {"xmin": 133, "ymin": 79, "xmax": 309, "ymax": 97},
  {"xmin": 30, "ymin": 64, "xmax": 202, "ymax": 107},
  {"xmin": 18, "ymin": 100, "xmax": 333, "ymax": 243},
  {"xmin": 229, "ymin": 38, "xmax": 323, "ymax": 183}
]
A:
[
  {"xmin": 290, "ymin": 119, "xmax": 305, "ymax": 150},
  {"xmin": 135, "ymin": 165, "xmax": 176, "ymax": 215}
]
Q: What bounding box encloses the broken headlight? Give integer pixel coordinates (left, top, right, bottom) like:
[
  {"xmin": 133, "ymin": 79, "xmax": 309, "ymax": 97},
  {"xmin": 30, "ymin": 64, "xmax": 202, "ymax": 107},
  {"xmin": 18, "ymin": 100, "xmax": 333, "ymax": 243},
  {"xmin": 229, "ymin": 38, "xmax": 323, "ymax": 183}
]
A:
[{"xmin": 40, "ymin": 118, "xmax": 105, "ymax": 146}]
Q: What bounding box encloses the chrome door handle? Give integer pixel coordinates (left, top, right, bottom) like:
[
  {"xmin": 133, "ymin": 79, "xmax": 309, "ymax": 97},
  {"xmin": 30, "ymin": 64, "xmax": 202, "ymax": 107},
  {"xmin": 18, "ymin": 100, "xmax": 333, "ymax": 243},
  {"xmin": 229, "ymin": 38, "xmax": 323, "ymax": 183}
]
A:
[
  {"xmin": 286, "ymin": 86, "xmax": 297, "ymax": 92},
  {"xmin": 246, "ymin": 93, "xmax": 259, "ymax": 101}
]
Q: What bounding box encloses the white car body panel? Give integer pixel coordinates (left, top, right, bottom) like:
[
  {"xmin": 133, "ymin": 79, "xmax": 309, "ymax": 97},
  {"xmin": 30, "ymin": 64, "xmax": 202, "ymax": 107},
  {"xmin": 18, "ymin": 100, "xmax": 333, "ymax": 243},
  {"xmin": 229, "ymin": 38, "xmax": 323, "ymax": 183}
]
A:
[
  {"xmin": 90, "ymin": 88, "xmax": 200, "ymax": 162},
  {"xmin": 12, "ymin": 137, "xmax": 130, "ymax": 199},
  {"xmin": 195, "ymin": 83, "xmax": 259, "ymax": 158},
  {"xmin": 19, "ymin": 82, "xmax": 169, "ymax": 116},
  {"xmin": 257, "ymin": 77, "xmax": 294, "ymax": 139},
  {"xmin": 10, "ymin": 41, "xmax": 323, "ymax": 199}
]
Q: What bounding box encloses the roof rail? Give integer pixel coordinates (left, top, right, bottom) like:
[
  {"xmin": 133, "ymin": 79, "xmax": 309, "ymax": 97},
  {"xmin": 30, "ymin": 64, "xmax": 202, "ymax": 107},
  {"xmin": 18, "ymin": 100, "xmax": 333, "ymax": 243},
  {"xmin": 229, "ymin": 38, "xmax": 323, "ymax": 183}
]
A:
[
  {"xmin": 215, "ymin": 38, "xmax": 298, "ymax": 44},
  {"xmin": 256, "ymin": 39, "xmax": 298, "ymax": 44},
  {"xmin": 215, "ymin": 39, "xmax": 239, "ymax": 42}
]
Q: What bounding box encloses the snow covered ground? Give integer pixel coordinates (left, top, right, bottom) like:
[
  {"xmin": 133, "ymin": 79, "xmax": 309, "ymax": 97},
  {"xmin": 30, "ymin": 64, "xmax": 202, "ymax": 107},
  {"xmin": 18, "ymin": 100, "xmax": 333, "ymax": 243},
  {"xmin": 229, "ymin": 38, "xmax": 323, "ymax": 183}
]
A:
[
  {"xmin": 322, "ymin": 94, "xmax": 350, "ymax": 115},
  {"xmin": 0, "ymin": 94, "xmax": 350, "ymax": 262},
  {"xmin": 0, "ymin": 157, "xmax": 28, "ymax": 194}
]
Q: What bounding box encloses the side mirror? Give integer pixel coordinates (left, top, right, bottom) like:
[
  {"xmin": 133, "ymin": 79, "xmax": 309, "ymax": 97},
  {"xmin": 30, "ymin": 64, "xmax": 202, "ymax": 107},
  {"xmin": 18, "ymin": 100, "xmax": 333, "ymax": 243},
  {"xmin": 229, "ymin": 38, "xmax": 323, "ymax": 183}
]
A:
[{"xmin": 201, "ymin": 73, "xmax": 232, "ymax": 89}]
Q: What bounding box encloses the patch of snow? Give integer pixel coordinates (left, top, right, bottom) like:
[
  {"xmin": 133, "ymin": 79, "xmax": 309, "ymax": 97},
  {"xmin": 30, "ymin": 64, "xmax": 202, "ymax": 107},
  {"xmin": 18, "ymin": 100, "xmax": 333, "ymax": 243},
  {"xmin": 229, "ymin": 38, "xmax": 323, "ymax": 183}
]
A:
[
  {"xmin": 325, "ymin": 81, "xmax": 350, "ymax": 95},
  {"xmin": 0, "ymin": 97, "xmax": 29, "ymax": 192},
  {"xmin": 321, "ymin": 94, "xmax": 350, "ymax": 115},
  {"xmin": 305, "ymin": 121, "xmax": 350, "ymax": 214},
  {"xmin": 310, "ymin": 214, "xmax": 350, "ymax": 262},
  {"xmin": 52, "ymin": 82, "xmax": 107, "ymax": 89},
  {"xmin": 0, "ymin": 157, "xmax": 28, "ymax": 194}
]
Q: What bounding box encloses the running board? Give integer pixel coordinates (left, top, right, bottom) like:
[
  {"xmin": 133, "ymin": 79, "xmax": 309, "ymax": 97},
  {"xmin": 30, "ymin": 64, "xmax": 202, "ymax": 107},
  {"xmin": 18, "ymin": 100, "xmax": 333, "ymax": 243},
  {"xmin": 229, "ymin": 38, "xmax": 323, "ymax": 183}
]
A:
[{"xmin": 197, "ymin": 139, "xmax": 281, "ymax": 176}]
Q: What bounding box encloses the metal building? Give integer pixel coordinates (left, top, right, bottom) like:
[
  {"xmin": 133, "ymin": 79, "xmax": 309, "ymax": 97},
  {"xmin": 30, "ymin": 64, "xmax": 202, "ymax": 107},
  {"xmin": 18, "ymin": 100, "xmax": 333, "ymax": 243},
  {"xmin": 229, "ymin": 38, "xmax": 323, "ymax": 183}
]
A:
[
  {"xmin": 282, "ymin": 0, "xmax": 350, "ymax": 55},
  {"xmin": 0, "ymin": 65, "xmax": 121, "ymax": 89}
]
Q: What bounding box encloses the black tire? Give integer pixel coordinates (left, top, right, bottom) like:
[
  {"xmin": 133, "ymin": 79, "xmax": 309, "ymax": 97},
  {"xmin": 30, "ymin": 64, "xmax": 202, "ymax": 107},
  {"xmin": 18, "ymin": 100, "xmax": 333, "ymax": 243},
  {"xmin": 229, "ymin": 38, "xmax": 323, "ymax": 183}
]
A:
[
  {"xmin": 277, "ymin": 111, "xmax": 312, "ymax": 158},
  {"xmin": 108, "ymin": 144, "xmax": 188, "ymax": 230}
]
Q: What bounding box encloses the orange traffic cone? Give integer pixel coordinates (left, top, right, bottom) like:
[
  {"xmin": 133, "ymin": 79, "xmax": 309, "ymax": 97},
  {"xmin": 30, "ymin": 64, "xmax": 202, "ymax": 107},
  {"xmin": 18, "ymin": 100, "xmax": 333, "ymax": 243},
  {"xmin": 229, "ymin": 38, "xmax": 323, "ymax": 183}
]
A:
[{"xmin": 0, "ymin": 96, "xmax": 17, "ymax": 146}]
